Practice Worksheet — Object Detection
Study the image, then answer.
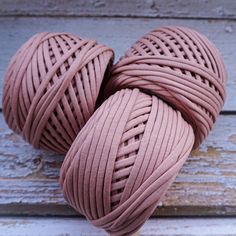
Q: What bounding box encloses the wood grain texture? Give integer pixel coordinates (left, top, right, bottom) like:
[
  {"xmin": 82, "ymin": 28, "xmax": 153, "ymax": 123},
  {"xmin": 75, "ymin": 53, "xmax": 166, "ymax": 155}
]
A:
[
  {"xmin": 0, "ymin": 17, "xmax": 235, "ymax": 110},
  {"xmin": 0, "ymin": 113, "xmax": 236, "ymax": 216},
  {"xmin": 0, "ymin": 0, "xmax": 236, "ymax": 19},
  {"xmin": 1, "ymin": 217, "xmax": 236, "ymax": 236}
]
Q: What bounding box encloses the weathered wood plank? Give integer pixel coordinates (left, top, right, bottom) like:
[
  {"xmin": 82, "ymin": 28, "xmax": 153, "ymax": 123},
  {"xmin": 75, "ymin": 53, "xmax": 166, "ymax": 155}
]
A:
[
  {"xmin": 0, "ymin": 17, "xmax": 235, "ymax": 110},
  {"xmin": 1, "ymin": 0, "xmax": 236, "ymax": 19},
  {"xmin": 0, "ymin": 113, "xmax": 236, "ymax": 216},
  {"xmin": 1, "ymin": 217, "xmax": 236, "ymax": 236}
]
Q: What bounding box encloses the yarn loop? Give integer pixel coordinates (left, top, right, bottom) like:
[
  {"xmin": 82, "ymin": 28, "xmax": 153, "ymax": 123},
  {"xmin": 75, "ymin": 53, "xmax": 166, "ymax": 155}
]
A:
[
  {"xmin": 3, "ymin": 32, "xmax": 114, "ymax": 154},
  {"xmin": 60, "ymin": 26, "xmax": 227, "ymax": 235},
  {"xmin": 106, "ymin": 26, "xmax": 227, "ymax": 148}
]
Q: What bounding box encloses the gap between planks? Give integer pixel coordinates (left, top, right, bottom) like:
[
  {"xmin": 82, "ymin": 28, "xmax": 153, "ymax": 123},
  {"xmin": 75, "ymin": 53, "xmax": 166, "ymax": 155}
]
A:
[
  {"xmin": 1, "ymin": 0, "xmax": 236, "ymax": 20},
  {"xmin": 0, "ymin": 113, "xmax": 236, "ymax": 216},
  {"xmin": 1, "ymin": 217, "xmax": 236, "ymax": 236}
]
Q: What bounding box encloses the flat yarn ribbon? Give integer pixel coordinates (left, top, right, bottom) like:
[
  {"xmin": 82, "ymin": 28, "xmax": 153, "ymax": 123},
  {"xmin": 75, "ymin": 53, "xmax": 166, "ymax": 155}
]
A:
[
  {"xmin": 60, "ymin": 26, "xmax": 227, "ymax": 235},
  {"xmin": 106, "ymin": 26, "xmax": 226, "ymax": 148},
  {"xmin": 3, "ymin": 32, "xmax": 114, "ymax": 154},
  {"xmin": 61, "ymin": 88, "xmax": 194, "ymax": 235}
]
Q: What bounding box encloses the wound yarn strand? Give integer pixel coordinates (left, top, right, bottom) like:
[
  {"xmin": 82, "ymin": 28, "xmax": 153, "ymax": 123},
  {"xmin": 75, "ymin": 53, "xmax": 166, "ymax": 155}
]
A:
[
  {"xmin": 3, "ymin": 32, "xmax": 114, "ymax": 154},
  {"xmin": 60, "ymin": 26, "xmax": 227, "ymax": 236}
]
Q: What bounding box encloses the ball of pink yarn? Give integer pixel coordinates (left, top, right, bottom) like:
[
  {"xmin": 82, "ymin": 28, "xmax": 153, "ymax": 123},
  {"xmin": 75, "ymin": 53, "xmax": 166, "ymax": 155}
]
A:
[
  {"xmin": 60, "ymin": 26, "xmax": 227, "ymax": 235},
  {"xmin": 61, "ymin": 88, "xmax": 195, "ymax": 235},
  {"xmin": 3, "ymin": 32, "xmax": 114, "ymax": 154},
  {"xmin": 106, "ymin": 26, "xmax": 227, "ymax": 148}
]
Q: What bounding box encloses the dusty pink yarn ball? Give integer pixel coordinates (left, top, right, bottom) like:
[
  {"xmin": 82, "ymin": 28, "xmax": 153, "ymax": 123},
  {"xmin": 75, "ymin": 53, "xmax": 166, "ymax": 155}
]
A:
[
  {"xmin": 3, "ymin": 32, "xmax": 114, "ymax": 154},
  {"xmin": 60, "ymin": 26, "xmax": 227, "ymax": 235},
  {"xmin": 61, "ymin": 88, "xmax": 194, "ymax": 235},
  {"xmin": 107, "ymin": 26, "xmax": 227, "ymax": 148}
]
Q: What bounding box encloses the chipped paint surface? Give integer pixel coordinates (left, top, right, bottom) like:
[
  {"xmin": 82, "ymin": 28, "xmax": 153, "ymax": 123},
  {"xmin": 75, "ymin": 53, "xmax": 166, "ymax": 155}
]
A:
[
  {"xmin": 0, "ymin": 114, "xmax": 236, "ymax": 216},
  {"xmin": 1, "ymin": 217, "xmax": 236, "ymax": 235},
  {"xmin": 0, "ymin": 0, "xmax": 236, "ymax": 19},
  {"xmin": 229, "ymin": 134, "xmax": 236, "ymax": 144},
  {"xmin": 0, "ymin": 7, "xmax": 235, "ymax": 217}
]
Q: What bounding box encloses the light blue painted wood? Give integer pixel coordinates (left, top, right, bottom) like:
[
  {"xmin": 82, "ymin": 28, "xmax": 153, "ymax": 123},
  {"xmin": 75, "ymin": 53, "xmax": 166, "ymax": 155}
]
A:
[
  {"xmin": 0, "ymin": 0, "xmax": 236, "ymax": 19},
  {"xmin": 1, "ymin": 217, "xmax": 236, "ymax": 236}
]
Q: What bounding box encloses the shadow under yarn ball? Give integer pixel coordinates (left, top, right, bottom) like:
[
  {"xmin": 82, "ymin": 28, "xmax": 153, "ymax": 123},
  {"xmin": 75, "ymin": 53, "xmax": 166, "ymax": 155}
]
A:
[
  {"xmin": 3, "ymin": 32, "xmax": 114, "ymax": 154},
  {"xmin": 60, "ymin": 26, "xmax": 227, "ymax": 236}
]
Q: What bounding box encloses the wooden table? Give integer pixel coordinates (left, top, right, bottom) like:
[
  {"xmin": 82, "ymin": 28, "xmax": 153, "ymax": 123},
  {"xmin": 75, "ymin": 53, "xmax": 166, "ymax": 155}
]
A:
[{"xmin": 0, "ymin": 1, "xmax": 236, "ymax": 235}]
